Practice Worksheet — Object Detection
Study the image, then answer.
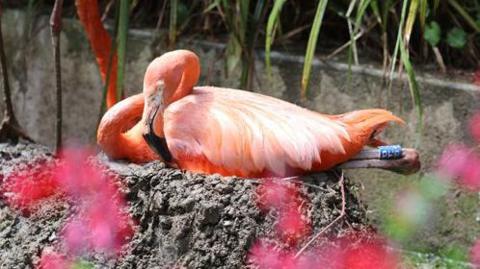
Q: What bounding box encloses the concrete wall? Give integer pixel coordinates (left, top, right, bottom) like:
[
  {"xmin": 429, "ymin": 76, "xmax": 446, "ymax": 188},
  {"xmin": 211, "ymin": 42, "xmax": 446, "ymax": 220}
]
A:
[{"xmin": 1, "ymin": 9, "xmax": 479, "ymax": 251}]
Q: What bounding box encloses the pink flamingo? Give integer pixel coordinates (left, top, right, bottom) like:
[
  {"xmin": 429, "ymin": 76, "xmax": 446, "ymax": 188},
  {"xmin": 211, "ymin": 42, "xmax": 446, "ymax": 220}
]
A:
[{"xmin": 98, "ymin": 50, "xmax": 405, "ymax": 177}]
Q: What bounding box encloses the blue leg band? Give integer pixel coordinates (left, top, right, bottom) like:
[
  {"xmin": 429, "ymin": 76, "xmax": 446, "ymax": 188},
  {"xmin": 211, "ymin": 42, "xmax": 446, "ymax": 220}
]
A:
[{"xmin": 378, "ymin": 145, "xmax": 403, "ymax": 159}]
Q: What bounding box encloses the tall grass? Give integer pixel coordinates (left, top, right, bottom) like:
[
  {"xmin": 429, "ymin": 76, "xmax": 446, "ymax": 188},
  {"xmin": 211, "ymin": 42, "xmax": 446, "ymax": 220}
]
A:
[{"xmin": 36, "ymin": 0, "xmax": 478, "ymax": 133}]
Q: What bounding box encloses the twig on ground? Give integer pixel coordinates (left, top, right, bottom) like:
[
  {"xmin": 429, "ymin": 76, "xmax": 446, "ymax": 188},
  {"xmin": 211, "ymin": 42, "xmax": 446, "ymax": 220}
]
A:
[
  {"xmin": 50, "ymin": 0, "xmax": 64, "ymax": 152},
  {"xmin": 0, "ymin": 3, "xmax": 33, "ymax": 143},
  {"xmin": 295, "ymin": 170, "xmax": 346, "ymax": 258}
]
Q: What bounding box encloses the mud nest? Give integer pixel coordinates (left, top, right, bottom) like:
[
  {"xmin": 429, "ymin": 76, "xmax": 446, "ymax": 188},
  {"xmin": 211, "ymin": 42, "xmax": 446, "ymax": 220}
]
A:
[{"xmin": 0, "ymin": 142, "xmax": 369, "ymax": 268}]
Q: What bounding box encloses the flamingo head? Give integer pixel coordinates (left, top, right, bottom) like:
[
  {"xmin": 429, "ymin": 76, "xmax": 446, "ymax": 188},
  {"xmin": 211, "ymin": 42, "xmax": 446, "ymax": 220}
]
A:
[
  {"xmin": 142, "ymin": 50, "xmax": 200, "ymax": 163},
  {"xmin": 142, "ymin": 49, "xmax": 200, "ymax": 107}
]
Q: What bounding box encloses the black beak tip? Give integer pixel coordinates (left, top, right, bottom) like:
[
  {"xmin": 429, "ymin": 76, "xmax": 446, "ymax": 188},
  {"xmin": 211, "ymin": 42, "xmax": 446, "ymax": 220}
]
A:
[{"xmin": 143, "ymin": 131, "xmax": 173, "ymax": 162}]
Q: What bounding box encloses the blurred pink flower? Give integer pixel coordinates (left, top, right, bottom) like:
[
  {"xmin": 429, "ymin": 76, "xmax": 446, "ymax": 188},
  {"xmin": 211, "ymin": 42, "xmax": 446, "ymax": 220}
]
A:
[
  {"xmin": 342, "ymin": 240, "xmax": 399, "ymax": 269},
  {"xmin": 474, "ymin": 69, "xmax": 480, "ymax": 86},
  {"xmin": 470, "ymin": 239, "xmax": 480, "ymax": 266},
  {"xmin": 1, "ymin": 146, "xmax": 135, "ymax": 263},
  {"xmin": 248, "ymin": 240, "xmax": 297, "ymax": 269},
  {"xmin": 469, "ymin": 112, "xmax": 480, "ymax": 142},
  {"xmin": 249, "ymin": 233, "xmax": 399, "ymax": 269},
  {"xmin": 437, "ymin": 144, "xmax": 480, "ymax": 191},
  {"xmin": 57, "ymin": 149, "xmax": 134, "ymax": 255},
  {"xmin": 275, "ymin": 206, "xmax": 311, "ymax": 246},
  {"xmin": 255, "ymin": 179, "xmax": 311, "ymax": 245},
  {"xmin": 256, "ymin": 179, "xmax": 302, "ymax": 212},
  {"xmin": 54, "ymin": 148, "xmax": 112, "ymax": 199},
  {"xmin": 37, "ymin": 250, "xmax": 71, "ymax": 269},
  {"xmin": 1, "ymin": 165, "xmax": 61, "ymax": 213}
]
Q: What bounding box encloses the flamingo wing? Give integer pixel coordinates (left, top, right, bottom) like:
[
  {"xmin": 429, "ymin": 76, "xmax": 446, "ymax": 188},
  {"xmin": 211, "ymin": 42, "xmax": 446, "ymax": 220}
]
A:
[{"xmin": 163, "ymin": 86, "xmax": 351, "ymax": 177}]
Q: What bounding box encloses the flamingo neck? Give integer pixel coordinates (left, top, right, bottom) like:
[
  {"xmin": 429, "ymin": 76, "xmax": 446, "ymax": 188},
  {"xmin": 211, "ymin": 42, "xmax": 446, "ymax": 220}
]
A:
[{"xmin": 97, "ymin": 93, "xmax": 156, "ymax": 162}]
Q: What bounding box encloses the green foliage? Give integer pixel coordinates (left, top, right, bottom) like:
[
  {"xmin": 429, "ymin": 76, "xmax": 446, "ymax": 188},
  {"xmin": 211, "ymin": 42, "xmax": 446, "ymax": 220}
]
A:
[
  {"xmin": 447, "ymin": 27, "xmax": 467, "ymax": 49},
  {"xmin": 448, "ymin": 0, "xmax": 480, "ymax": 33},
  {"xmin": 72, "ymin": 260, "xmax": 95, "ymax": 269},
  {"xmin": 424, "ymin": 21, "xmax": 441, "ymax": 47},
  {"xmin": 438, "ymin": 245, "xmax": 469, "ymax": 263}
]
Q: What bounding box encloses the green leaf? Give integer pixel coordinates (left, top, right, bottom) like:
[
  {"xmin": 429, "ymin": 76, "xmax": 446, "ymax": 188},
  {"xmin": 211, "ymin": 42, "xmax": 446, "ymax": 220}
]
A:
[
  {"xmin": 424, "ymin": 21, "xmax": 441, "ymax": 46},
  {"xmin": 404, "ymin": 0, "xmax": 419, "ymax": 44},
  {"xmin": 446, "ymin": 27, "xmax": 467, "ymax": 49}
]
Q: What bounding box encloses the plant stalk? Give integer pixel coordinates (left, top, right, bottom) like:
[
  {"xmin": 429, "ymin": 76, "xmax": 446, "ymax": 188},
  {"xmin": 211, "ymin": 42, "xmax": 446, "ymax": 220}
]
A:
[
  {"xmin": 50, "ymin": 0, "xmax": 64, "ymax": 151},
  {"xmin": 116, "ymin": 0, "xmax": 130, "ymax": 102}
]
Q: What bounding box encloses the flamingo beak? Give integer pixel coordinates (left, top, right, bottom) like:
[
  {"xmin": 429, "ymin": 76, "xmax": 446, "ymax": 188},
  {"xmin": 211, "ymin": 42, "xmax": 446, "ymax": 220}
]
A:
[{"xmin": 142, "ymin": 81, "xmax": 173, "ymax": 162}]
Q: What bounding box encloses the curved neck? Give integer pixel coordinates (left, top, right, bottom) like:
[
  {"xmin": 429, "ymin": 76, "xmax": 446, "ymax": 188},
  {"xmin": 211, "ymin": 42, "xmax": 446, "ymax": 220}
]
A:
[{"xmin": 97, "ymin": 93, "xmax": 146, "ymax": 160}]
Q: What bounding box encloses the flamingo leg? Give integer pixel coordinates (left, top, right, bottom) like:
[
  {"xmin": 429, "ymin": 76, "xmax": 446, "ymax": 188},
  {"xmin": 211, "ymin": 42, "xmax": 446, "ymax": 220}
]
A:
[{"xmin": 338, "ymin": 147, "xmax": 420, "ymax": 175}]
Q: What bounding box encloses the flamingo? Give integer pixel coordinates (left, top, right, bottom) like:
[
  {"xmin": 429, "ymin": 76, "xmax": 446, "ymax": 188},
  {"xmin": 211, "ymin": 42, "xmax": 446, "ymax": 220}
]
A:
[{"xmin": 97, "ymin": 50, "xmax": 406, "ymax": 178}]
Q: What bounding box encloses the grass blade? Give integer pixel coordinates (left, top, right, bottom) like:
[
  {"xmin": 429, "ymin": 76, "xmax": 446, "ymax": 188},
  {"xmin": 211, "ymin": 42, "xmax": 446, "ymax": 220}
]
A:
[
  {"xmin": 348, "ymin": 0, "xmax": 370, "ymax": 68},
  {"xmin": 399, "ymin": 38, "xmax": 423, "ymax": 145},
  {"xmin": 404, "ymin": 0, "xmax": 419, "ymax": 45},
  {"xmin": 418, "ymin": 0, "xmax": 427, "ymax": 29},
  {"xmin": 116, "ymin": 0, "xmax": 130, "ymax": 102},
  {"xmin": 388, "ymin": 0, "xmax": 409, "ymax": 82},
  {"xmin": 265, "ymin": 0, "xmax": 286, "ymax": 76},
  {"xmin": 301, "ymin": 0, "xmax": 329, "ymax": 98}
]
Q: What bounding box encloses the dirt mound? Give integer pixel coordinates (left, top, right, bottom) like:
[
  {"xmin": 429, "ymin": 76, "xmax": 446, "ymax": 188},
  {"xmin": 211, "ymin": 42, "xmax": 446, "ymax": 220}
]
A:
[{"xmin": 0, "ymin": 142, "xmax": 368, "ymax": 268}]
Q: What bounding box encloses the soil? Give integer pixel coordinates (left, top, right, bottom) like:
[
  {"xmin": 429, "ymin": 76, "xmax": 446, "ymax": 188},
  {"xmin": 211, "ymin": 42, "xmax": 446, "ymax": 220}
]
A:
[{"xmin": 0, "ymin": 142, "xmax": 369, "ymax": 269}]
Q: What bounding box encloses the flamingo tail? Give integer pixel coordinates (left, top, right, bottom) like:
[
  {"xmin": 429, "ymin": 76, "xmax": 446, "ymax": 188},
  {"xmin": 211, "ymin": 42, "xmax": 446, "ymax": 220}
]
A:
[{"xmin": 336, "ymin": 109, "xmax": 405, "ymax": 147}]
